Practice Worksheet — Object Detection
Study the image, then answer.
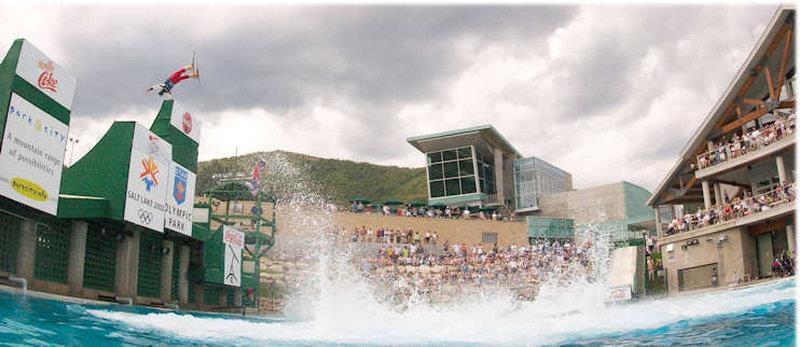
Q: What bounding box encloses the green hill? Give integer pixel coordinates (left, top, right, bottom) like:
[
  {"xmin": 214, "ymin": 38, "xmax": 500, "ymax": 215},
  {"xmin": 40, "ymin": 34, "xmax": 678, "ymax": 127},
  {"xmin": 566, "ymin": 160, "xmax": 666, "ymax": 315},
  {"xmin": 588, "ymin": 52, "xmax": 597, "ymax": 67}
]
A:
[{"xmin": 197, "ymin": 150, "xmax": 427, "ymax": 205}]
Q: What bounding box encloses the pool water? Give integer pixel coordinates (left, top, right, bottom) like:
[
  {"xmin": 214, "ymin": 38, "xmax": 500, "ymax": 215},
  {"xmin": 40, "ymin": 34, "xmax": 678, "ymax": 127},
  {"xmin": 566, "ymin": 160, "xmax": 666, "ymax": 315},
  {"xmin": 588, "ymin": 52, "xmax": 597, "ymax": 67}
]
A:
[{"xmin": 0, "ymin": 278, "xmax": 794, "ymax": 346}]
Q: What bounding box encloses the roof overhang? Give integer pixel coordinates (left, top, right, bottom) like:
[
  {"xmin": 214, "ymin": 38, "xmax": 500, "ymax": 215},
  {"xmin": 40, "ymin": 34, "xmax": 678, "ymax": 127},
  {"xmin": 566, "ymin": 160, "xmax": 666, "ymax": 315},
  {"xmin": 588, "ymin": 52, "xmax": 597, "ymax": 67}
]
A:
[
  {"xmin": 407, "ymin": 124, "xmax": 523, "ymax": 158},
  {"xmin": 648, "ymin": 5, "xmax": 795, "ymax": 207}
]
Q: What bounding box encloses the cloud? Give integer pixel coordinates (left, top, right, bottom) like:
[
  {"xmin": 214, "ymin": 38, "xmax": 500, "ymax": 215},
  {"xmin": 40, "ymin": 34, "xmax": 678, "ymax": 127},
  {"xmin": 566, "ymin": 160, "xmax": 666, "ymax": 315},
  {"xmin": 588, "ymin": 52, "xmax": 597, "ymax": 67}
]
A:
[{"xmin": 0, "ymin": 4, "xmax": 778, "ymax": 191}]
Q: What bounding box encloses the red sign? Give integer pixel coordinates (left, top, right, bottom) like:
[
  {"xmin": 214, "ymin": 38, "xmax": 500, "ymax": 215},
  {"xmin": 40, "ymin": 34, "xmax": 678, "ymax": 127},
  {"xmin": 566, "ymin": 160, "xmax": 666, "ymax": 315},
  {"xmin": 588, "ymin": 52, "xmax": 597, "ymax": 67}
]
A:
[
  {"xmin": 37, "ymin": 60, "xmax": 58, "ymax": 92},
  {"xmin": 182, "ymin": 112, "xmax": 193, "ymax": 134}
]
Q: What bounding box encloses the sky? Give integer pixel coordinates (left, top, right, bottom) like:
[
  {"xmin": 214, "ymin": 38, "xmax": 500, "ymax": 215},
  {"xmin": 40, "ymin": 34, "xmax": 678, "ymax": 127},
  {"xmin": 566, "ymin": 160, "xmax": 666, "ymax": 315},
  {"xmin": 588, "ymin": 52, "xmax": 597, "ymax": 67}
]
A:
[{"xmin": 0, "ymin": 4, "xmax": 779, "ymax": 191}]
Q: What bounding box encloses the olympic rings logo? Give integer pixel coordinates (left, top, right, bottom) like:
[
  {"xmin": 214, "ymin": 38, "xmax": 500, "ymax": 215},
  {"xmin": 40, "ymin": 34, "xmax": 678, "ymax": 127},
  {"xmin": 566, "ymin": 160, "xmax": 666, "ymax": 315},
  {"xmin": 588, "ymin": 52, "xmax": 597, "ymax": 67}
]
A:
[{"xmin": 138, "ymin": 209, "xmax": 153, "ymax": 224}]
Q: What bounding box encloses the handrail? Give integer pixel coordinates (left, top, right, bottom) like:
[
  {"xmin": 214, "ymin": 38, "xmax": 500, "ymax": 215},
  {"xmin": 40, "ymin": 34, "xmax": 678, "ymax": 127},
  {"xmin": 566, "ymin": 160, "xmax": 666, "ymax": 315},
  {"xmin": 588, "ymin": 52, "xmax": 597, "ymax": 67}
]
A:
[
  {"xmin": 665, "ymin": 183, "xmax": 795, "ymax": 236},
  {"xmin": 696, "ymin": 117, "xmax": 794, "ymax": 170}
]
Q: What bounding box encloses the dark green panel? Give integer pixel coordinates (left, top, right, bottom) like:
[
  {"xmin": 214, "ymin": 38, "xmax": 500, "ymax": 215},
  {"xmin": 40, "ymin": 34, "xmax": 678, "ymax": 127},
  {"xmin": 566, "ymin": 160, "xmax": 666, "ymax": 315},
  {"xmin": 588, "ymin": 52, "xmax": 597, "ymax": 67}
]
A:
[
  {"xmin": 202, "ymin": 226, "xmax": 225, "ymax": 285},
  {"xmin": 457, "ymin": 147, "xmax": 471, "ymax": 159},
  {"xmin": 445, "ymin": 179, "xmax": 460, "ymax": 196},
  {"xmin": 0, "ymin": 210, "xmax": 20, "ymax": 273},
  {"xmin": 33, "ymin": 218, "xmax": 71, "ymax": 284},
  {"xmin": 443, "ymin": 161, "xmax": 459, "ymax": 178},
  {"xmin": 429, "ymin": 180, "xmax": 444, "ymax": 198},
  {"xmin": 0, "ymin": 39, "xmax": 24, "ymax": 151},
  {"xmin": 58, "ymin": 122, "xmax": 135, "ymax": 220},
  {"xmin": 461, "ymin": 176, "xmax": 476, "ymax": 194},
  {"xmin": 442, "ymin": 149, "xmax": 457, "ymax": 161},
  {"xmin": 137, "ymin": 229, "xmax": 163, "ymax": 298},
  {"xmin": 427, "ymin": 151, "xmax": 442, "ymax": 164},
  {"xmin": 83, "ymin": 223, "xmax": 116, "ymax": 292},
  {"xmin": 459, "ymin": 160, "xmax": 474, "ymax": 176},
  {"xmin": 428, "ymin": 163, "xmax": 443, "ymax": 180}
]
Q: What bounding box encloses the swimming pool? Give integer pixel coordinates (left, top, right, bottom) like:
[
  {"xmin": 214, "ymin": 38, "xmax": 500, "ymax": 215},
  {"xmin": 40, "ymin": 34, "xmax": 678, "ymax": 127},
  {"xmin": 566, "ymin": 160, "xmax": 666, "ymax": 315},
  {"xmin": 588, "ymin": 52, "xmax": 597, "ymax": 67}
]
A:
[{"xmin": 0, "ymin": 278, "xmax": 794, "ymax": 345}]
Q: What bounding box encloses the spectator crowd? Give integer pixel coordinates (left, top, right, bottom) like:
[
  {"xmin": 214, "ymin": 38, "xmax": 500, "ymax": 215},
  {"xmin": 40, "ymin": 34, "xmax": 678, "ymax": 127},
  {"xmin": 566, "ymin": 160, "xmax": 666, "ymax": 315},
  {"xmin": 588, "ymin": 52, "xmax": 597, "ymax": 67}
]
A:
[
  {"xmin": 697, "ymin": 113, "xmax": 795, "ymax": 169},
  {"xmin": 358, "ymin": 238, "xmax": 597, "ymax": 304},
  {"xmin": 665, "ymin": 182, "xmax": 795, "ymax": 235},
  {"xmin": 347, "ymin": 202, "xmax": 513, "ymax": 222}
]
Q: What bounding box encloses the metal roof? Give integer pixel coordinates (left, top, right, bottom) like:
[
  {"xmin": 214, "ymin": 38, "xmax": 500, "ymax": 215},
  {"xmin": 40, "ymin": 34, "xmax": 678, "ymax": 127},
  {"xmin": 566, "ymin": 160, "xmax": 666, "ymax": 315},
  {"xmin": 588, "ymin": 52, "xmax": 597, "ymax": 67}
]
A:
[
  {"xmin": 647, "ymin": 5, "xmax": 795, "ymax": 206},
  {"xmin": 406, "ymin": 124, "xmax": 523, "ymax": 158}
]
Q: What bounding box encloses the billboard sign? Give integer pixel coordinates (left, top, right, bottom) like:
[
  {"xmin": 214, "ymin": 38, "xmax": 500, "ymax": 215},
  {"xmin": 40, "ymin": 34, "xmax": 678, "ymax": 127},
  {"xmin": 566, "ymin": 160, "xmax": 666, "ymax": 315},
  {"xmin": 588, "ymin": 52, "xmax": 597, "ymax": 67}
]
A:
[
  {"xmin": 0, "ymin": 94, "xmax": 68, "ymax": 214},
  {"xmin": 164, "ymin": 161, "xmax": 195, "ymax": 236},
  {"xmin": 223, "ymin": 225, "xmax": 244, "ymax": 287},
  {"xmin": 15, "ymin": 40, "xmax": 77, "ymax": 110},
  {"xmin": 170, "ymin": 101, "xmax": 201, "ymax": 143},
  {"xmin": 123, "ymin": 124, "xmax": 172, "ymax": 232}
]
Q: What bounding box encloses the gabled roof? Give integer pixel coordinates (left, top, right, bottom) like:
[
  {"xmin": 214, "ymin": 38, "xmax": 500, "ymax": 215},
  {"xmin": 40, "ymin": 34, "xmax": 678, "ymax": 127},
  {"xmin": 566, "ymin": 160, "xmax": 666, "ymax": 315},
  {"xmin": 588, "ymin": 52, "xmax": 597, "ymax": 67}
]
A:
[
  {"xmin": 647, "ymin": 5, "xmax": 795, "ymax": 206},
  {"xmin": 406, "ymin": 124, "xmax": 523, "ymax": 158}
]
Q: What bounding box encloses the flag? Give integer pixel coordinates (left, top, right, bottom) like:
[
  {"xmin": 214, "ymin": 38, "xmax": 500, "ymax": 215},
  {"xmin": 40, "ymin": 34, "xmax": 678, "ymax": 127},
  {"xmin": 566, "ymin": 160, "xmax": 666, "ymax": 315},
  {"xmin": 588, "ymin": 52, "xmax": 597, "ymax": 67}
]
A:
[{"xmin": 245, "ymin": 158, "xmax": 266, "ymax": 197}]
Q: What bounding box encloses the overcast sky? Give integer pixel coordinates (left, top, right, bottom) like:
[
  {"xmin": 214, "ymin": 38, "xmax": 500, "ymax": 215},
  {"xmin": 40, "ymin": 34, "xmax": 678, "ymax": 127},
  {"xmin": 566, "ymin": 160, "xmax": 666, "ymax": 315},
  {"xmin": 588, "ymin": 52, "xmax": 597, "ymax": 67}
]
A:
[{"xmin": 0, "ymin": 5, "xmax": 778, "ymax": 190}]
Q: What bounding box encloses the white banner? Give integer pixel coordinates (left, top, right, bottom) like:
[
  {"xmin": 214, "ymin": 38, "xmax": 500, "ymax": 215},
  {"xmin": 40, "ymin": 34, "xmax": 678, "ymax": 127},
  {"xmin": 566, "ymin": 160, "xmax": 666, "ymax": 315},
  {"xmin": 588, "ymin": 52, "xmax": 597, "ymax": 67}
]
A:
[
  {"xmin": 123, "ymin": 124, "xmax": 172, "ymax": 232},
  {"xmin": 169, "ymin": 101, "xmax": 201, "ymax": 143},
  {"xmin": 223, "ymin": 225, "xmax": 244, "ymax": 287},
  {"xmin": 0, "ymin": 94, "xmax": 68, "ymax": 215},
  {"xmin": 16, "ymin": 40, "xmax": 77, "ymax": 110},
  {"xmin": 164, "ymin": 161, "xmax": 195, "ymax": 236},
  {"xmin": 192, "ymin": 207, "xmax": 209, "ymax": 224}
]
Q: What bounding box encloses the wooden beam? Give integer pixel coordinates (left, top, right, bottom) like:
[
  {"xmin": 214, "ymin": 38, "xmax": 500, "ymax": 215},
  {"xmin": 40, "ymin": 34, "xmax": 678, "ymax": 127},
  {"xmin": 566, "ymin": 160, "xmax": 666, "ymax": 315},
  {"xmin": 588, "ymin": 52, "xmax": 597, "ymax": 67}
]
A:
[
  {"xmin": 684, "ymin": 176, "xmax": 698, "ymax": 191},
  {"xmin": 764, "ymin": 66, "xmax": 776, "ymax": 100},
  {"xmin": 722, "ymin": 107, "xmax": 768, "ymax": 133},
  {"xmin": 742, "ymin": 98, "xmax": 765, "ymax": 106},
  {"xmin": 776, "ymin": 28, "xmax": 793, "ymax": 100}
]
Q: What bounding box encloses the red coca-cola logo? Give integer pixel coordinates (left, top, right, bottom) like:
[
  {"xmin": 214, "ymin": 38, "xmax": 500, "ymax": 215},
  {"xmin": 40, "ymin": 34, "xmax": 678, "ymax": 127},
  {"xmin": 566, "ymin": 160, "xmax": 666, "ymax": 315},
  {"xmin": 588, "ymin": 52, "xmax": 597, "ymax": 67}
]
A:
[
  {"xmin": 182, "ymin": 112, "xmax": 192, "ymax": 134},
  {"xmin": 36, "ymin": 60, "xmax": 58, "ymax": 92}
]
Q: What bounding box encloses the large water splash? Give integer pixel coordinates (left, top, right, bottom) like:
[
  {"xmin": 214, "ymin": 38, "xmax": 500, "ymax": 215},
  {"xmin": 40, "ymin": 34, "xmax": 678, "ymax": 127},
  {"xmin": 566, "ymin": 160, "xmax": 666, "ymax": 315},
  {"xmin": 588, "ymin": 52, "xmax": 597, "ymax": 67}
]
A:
[{"xmin": 87, "ymin": 155, "xmax": 794, "ymax": 345}]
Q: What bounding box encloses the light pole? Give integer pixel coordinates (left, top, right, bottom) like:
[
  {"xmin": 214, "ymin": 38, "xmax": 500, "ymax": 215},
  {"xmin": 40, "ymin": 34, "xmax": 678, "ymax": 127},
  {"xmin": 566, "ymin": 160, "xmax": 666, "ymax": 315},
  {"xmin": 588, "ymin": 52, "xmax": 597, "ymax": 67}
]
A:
[{"xmin": 68, "ymin": 137, "xmax": 79, "ymax": 166}]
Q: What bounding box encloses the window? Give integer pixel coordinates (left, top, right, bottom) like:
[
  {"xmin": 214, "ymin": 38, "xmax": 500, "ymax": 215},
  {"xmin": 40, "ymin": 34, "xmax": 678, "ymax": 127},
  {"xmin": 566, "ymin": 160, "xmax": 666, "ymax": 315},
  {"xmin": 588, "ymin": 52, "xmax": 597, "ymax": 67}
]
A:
[
  {"xmin": 430, "ymin": 181, "xmax": 445, "ymax": 197},
  {"xmin": 461, "ymin": 176, "xmax": 476, "ymax": 194},
  {"xmin": 428, "ymin": 152, "xmax": 443, "ymax": 164},
  {"xmin": 442, "ymin": 149, "xmax": 457, "ymax": 161},
  {"xmin": 425, "ymin": 146, "xmax": 480, "ymax": 199},
  {"xmin": 444, "ymin": 161, "xmax": 460, "ymax": 178},
  {"xmin": 445, "ymin": 179, "xmax": 461, "ymax": 196},
  {"xmin": 459, "ymin": 160, "xmax": 473, "ymax": 175},
  {"xmin": 482, "ymin": 232, "xmax": 498, "ymax": 244},
  {"xmin": 429, "ymin": 163, "xmax": 443, "ymax": 180}
]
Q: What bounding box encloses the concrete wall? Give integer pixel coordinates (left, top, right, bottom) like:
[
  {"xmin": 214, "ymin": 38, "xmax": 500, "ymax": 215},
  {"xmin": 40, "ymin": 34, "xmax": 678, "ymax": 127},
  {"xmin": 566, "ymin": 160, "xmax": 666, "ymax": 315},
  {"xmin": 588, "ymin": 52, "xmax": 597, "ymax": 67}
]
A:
[
  {"xmin": 329, "ymin": 212, "xmax": 528, "ymax": 247},
  {"xmin": 538, "ymin": 182, "xmax": 627, "ymax": 223},
  {"xmin": 660, "ymin": 227, "xmax": 748, "ymax": 294}
]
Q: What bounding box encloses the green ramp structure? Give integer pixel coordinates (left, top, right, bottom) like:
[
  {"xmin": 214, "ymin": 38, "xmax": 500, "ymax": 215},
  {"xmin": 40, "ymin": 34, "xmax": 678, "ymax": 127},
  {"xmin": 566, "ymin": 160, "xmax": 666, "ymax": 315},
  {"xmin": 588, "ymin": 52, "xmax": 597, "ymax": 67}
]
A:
[{"xmin": 0, "ymin": 38, "xmax": 270, "ymax": 312}]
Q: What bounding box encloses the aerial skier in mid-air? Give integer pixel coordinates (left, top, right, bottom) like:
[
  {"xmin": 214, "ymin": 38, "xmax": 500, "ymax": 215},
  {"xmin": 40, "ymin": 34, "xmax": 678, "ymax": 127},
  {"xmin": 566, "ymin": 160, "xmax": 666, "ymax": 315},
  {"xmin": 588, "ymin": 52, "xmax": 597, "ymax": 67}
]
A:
[{"xmin": 147, "ymin": 55, "xmax": 200, "ymax": 96}]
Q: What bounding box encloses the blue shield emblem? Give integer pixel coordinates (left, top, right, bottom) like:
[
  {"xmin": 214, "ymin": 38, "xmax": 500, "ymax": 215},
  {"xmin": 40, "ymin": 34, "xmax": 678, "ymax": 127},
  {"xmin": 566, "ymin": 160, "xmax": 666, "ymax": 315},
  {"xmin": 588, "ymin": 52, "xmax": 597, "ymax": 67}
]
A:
[{"xmin": 173, "ymin": 166, "xmax": 188, "ymax": 205}]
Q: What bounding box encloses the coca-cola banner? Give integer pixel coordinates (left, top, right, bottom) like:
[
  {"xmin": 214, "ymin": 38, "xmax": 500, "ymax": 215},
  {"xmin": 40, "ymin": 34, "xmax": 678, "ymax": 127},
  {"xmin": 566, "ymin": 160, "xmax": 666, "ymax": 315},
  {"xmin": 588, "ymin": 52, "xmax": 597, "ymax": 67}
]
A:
[
  {"xmin": 169, "ymin": 100, "xmax": 202, "ymax": 143},
  {"xmin": 223, "ymin": 225, "xmax": 244, "ymax": 287},
  {"xmin": 15, "ymin": 40, "xmax": 77, "ymax": 110}
]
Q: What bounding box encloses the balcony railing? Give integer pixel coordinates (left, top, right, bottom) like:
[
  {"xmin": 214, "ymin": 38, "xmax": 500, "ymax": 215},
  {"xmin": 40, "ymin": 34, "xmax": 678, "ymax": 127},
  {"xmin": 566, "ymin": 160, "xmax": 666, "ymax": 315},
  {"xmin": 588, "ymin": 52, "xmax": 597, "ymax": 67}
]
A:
[
  {"xmin": 664, "ymin": 183, "xmax": 795, "ymax": 236},
  {"xmin": 696, "ymin": 115, "xmax": 795, "ymax": 171}
]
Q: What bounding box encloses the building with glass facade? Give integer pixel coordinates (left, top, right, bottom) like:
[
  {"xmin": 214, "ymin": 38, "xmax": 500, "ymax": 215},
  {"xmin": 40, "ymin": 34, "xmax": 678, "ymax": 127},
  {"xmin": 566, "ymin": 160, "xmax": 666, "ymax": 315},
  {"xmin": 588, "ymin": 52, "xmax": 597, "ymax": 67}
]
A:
[
  {"xmin": 408, "ymin": 125, "xmax": 522, "ymax": 209},
  {"xmin": 513, "ymin": 156, "xmax": 573, "ymax": 214}
]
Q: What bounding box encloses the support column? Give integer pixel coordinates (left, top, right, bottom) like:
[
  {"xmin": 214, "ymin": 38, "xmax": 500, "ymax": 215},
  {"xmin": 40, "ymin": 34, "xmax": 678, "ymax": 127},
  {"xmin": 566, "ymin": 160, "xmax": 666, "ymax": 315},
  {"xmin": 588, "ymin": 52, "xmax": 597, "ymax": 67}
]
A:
[
  {"xmin": 15, "ymin": 219, "xmax": 36, "ymax": 281},
  {"xmin": 654, "ymin": 207, "xmax": 663, "ymax": 238},
  {"xmin": 776, "ymin": 155, "xmax": 787, "ymax": 183},
  {"xmin": 492, "ymin": 147, "xmax": 505, "ymax": 205},
  {"xmin": 114, "ymin": 227, "xmax": 140, "ymax": 299},
  {"xmin": 160, "ymin": 240, "xmax": 174, "ymax": 302},
  {"xmin": 233, "ymin": 288, "xmax": 243, "ymax": 307},
  {"xmin": 178, "ymin": 244, "xmax": 190, "ymax": 304},
  {"xmin": 701, "ymin": 180, "xmax": 712, "ymax": 209},
  {"xmin": 219, "ymin": 287, "xmax": 228, "ymax": 307},
  {"xmin": 713, "ymin": 183, "xmax": 722, "ymax": 206},
  {"xmin": 67, "ymin": 221, "xmax": 88, "ymax": 295},
  {"xmin": 787, "ymin": 225, "xmax": 795, "ymax": 255},
  {"xmin": 193, "ymin": 283, "xmax": 204, "ymax": 306}
]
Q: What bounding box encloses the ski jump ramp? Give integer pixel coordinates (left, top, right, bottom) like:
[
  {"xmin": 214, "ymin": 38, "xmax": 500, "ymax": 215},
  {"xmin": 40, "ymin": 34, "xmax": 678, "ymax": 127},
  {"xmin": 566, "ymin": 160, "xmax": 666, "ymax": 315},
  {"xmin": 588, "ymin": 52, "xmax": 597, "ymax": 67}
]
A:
[{"xmin": 606, "ymin": 245, "xmax": 644, "ymax": 302}]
